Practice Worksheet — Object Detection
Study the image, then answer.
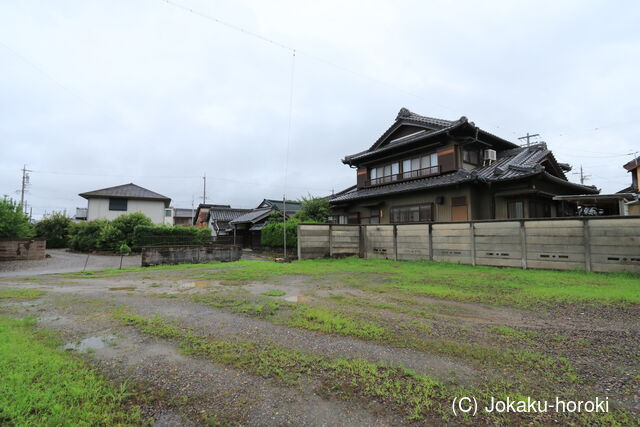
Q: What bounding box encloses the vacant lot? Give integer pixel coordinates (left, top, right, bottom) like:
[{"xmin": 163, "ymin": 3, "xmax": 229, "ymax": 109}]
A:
[{"xmin": 0, "ymin": 258, "xmax": 638, "ymax": 425}]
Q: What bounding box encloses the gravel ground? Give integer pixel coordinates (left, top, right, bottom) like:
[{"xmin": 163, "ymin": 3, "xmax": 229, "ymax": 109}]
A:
[{"xmin": 0, "ymin": 249, "xmax": 141, "ymax": 278}]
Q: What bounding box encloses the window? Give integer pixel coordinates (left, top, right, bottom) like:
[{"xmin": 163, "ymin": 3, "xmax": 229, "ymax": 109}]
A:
[
  {"xmin": 463, "ymin": 149, "xmax": 479, "ymax": 165},
  {"xmin": 507, "ymin": 200, "xmax": 524, "ymax": 219},
  {"xmin": 370, "ymin": 209, "xmax": 380, "ymax": 224},
  {"xmin": 370, "ymin": 162, "xmax": 399, "ymax": 185},
  {"xmin": 402, "ymin": 153, "xmax": 438, "ymax": 179},
  {"xmin": 109, "ymin": 198, "xmax": 128, "ymax": 211},
  {"xmin": 347, "ymin": 212, "xmax": 360, "ymax": 224},
  {"xmin": 338, "ymin": 215, "xmax": 347, "ymax": 224},
  {"xmin": 165, "ymin": 209, "xmax": 172, "ymax": 217},
  {"xmin": 390, "ymin": 204, "xmax": 433, "ymax": 223}
]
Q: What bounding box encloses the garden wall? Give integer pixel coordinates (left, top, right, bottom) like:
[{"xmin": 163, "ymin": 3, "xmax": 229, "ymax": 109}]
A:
[
  {"xmin": 0, "ymin": 238, "xmax": 46, "ymax": 261},
  {"xmin": 141, "ymin": 244, "xmax": 242, "ymax": 267},
  {"xmin": 297, "ymin": 217, "xmax": 640, "ymax": 273}
]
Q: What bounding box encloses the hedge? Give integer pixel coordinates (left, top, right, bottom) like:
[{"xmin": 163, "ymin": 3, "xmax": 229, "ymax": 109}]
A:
[{"xmin": 132, "ymin": 225, "xmax": 211, "ymax": 250}]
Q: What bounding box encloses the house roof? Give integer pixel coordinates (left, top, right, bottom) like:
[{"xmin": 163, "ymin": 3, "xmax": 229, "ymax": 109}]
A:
[
  {"xmin": 257, "ymin": 199, "xmax": 302, "ymax": 212},
  {"xmin": 331, "ymin": 144, "xmax": 597, "ymax": 204},
  {"xmin": 230, "ymin": 208, "xmax": 273, "ymax": 225},
  {"xmin": 210, "ymin": 207, "xmax": 252, "ymax": 222},
  {"xmin": 623, "ymin": 156, "xmax": 640, "ymax": 171},
  {"xmin": 343, "ymin": 108, "xmax": 518, "ymax": 165},
  {"xmin": 79, "ymin": 183, "xmax": 171, "ymax": 204}
]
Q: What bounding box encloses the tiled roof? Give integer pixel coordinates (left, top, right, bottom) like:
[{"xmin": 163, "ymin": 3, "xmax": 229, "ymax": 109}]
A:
[
  {"xmin": 331, "ymin": 144, "xmax": 596, "ymax": 203},
  {"xmin": 258, "ymin": 199, "xmax": 302, "ymax": 212},
  {"xmin": 230, "ymin": 208, "xmax": 273, "ymax": 225},
  {"xmin": 210, "ymin": 208, "xmax": 252, "ymax": 222},
  {"xmin": 79, "ymin": 183, "xmax": 171, "ymax": 201},
  {"xmin": 623, "ymin": 156, "xmax": 640, "ymax": 171}
]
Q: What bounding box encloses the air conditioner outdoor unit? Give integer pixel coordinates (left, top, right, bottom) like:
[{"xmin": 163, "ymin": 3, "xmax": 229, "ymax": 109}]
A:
[{"xmin": 483, "ymin": 149, "xmax": 497, "ymax": 162}]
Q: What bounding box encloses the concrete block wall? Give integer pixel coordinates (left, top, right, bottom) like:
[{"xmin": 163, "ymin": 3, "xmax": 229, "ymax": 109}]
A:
[
  {"xmin": 0, "ymin": 238, "xmax": 46, "ymax": 261},
  {"xmin": 141, "ymin": 244, "xmax": 242, "ymax": 267},
  {"xmin": 298, "ymin": 217, "xmax": 640, "ymax": 273}
]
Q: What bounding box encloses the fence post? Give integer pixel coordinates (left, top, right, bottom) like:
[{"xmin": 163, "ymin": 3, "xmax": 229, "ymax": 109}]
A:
[
  {"xmin": 470, "ymin": 222, "xmax": 476, "ymax": 266},
  {"xmin": 393, "ymin": 224, "xmax": 398, "ymax": 261},
  {"xmin": 297, "ymin": 224, "xmax": 302, "ymax": 260},
  {"xmin": 362, "ymin": 225, "xmax": 368, "ymax": 259},
  {"xmin": 583, "ymin": 219, "xmax": 592, "ymax": 272},
  {"xmin": 428, "ymin": 223, "xmax": 433, "ymax": 261},
  {"xmin": 520, "ymin": 220, "xmax": 528, "ymax": 270},
  {"xmin": 328, "ymin": 224, "xmax": 333, "ymax": 258}
]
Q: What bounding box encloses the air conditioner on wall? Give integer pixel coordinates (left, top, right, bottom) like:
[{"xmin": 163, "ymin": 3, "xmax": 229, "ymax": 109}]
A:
[{"xmin": 483, "ymin": 149, "xmax": 497, "ymax": 162}]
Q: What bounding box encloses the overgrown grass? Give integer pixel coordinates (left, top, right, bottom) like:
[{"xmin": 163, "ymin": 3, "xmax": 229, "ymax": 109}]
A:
[
  {"xmin": 287, "ymin": 305, "xmax": 387, "ymax": 340},
  {"xmin": 114, "ymin": 310, "xmax": 635, "ymax": 425},
  {"xmin": 263, "ymin": 289, "xmax": 286, "ymax": 297},
  {"xmin": 0, "ymin": 289, "xmax": 45, "ymax": 300},
  {"xmin": 69, "ymin": 258, "xmax": 640, "ymax": 306},
  {"xmin": 0, "ymin": 315, "xmax": 140, "ymax": 426}
]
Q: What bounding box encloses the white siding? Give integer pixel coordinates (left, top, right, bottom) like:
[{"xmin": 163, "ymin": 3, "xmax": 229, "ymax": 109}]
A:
[{"xmin": 86, "ymin": 198, "xmax": 166, "ymax": 224}]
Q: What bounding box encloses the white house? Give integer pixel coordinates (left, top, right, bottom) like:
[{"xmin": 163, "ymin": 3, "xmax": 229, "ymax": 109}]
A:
[{"xmin": 79, "ymin": 183, "xmax": 171, "ymax": 224}]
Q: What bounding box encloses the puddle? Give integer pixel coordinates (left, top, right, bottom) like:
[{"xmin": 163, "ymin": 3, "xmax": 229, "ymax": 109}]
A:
[
  {"xmin": 284, "ymin": 295, "xmax": 310, "ymax": 303},
  {"xmin": 64, "ymin": 335, "xmax": 117, "ymax": 352},
  {"xmin": 109, "ymin": 286, "xmax": 136, "ymax": 291},
  {"xmin": 179, "ymin": 280, "xmax": 213, "ymax": 289}
]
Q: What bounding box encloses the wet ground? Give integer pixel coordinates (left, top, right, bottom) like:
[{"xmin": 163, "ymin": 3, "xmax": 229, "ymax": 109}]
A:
[{"xmin": 0, "ymin": 260, "xmax": 638, "ymax": 425}]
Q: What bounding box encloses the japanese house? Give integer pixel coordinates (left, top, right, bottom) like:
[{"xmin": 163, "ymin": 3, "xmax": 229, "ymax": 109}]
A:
[
  {"xmin": 230, "ymin": 199, "xmax": 302, "ymax": 248},
  {"xmin": 330, "ymin": 108, "xmax": 598, "ymax": 224},
  {"xmin": 79, "ymin": 183, "xmax": 171, "ymax": 224}
]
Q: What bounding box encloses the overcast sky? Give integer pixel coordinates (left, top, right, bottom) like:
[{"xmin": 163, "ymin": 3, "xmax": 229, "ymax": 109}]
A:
[{"xmin": 1, "ymin": 0, "xmax": 639, "ymax": 218}]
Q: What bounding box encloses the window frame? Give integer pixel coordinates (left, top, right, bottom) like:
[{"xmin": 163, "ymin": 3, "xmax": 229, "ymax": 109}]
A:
[{"xmin": 108, "ymin": 198, "xmax": 128, "ymax": 211}]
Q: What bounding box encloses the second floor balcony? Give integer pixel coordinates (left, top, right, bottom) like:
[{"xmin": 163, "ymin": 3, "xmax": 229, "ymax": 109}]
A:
[{"xmin": 365, "ymin": 165, "xmax": 441, "ymax": 187}]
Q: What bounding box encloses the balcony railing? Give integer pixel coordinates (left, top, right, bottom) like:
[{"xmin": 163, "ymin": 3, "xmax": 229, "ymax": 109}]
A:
[{"xmin": 365, "ymin": 165, "xmax": 441, "ymax": 187}]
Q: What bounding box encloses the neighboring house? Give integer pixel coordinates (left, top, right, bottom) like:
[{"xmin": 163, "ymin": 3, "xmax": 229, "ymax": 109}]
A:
[
  {"xmin": 257, "ymin": 199, "xmax": 302, "ymax": 216},
  {"xmin": 193, "ymin": 204, "xmax": 251, "ymax": 237},
  {"xmin": 552, "ymin": 156, "xmax": 640, "ymax": 216},
  {"xmin": 163, "ymin": 207, "xmax": 195, "ymax": 226},
  {"xmin": 79, "ymin": 183, "xmax": 171, "ymax": 224},
  {"xmin": 228, "ymin": 199, "xmax": 302, "ymax": 248},
  {"xmin": 74, "ymin": 207, "xmax": 87, "ymax": 222},
  {"xmin": 330, "ymin": 108, "xmax": 598, "ymax": 224}
]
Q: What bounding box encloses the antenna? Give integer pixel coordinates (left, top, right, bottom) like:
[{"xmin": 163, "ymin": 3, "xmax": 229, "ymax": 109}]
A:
[{"xmin": 518, "ymin": 133, "xmax": 540, "ymax": 147}]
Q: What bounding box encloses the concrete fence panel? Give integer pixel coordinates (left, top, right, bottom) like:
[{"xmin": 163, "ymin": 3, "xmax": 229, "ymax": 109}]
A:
[
  {"xmin": 396, "ymin": 224, "xmax": 430, "ymax": 261},
  {"xmin": 365, "ymin": 225, "xmax": 395, "ymax": 259},
  {"xmin": 297, "ymin": 217, "xmax": 640, "ymax": 273}
]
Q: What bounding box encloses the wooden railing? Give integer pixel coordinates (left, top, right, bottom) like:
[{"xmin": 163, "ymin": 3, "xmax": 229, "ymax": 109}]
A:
[{"xmin": 366, "ymin": 165, "xmax": 440, "ymax": 187}]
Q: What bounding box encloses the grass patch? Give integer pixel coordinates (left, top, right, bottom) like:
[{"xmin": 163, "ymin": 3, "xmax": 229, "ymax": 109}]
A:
[
  {"xmin": 191, "ymin": 293, "xmax": 282, "ymax": 317},
  {"xmin": 287, "ymin": 305, "xmax": 387, "ymax": 340},
  {"xmin": 0, "ymin": 289, "xmax": 45, "ymax": 300},
  {"xmin": 263, "ymin": 290, "xmax": 286, "ymax": 297},
  {"xmin": 489, "ymin": 325, "xmax": 541, "ymax": 342},
  {"xmin": 0, "ymin": 315, "xmax": 140, "ymax": 425}
]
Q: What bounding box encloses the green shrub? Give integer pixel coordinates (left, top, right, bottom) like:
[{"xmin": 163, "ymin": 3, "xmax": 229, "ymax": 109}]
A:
[
  {"xmin": 132, "ymin": 225, "xmax": 211, "ymax": 250},
  {"xmin": 68, "ymin": 220, "xmax": 109, "ymax": 252},
  {"xmin": 295, "ymin": 195, "xmax": 331, "ymax": 223},
  {"xmin": 97, "ymin": 223, "xmax": 124, "ymax": 252},
  {"xmin": 111, "ymin": 213, "xmax": 152, "ymax": 247},
  {"xmin": 260, "ymin": 218, "xmax": 299, "ymax": 248},
  {"xmin": 118, "ymin": 243, "xmax": 131, "ymax": 255},
  {"xmin": 0, "ymin": 197, "xmax": 34, "ymax": 238},
  {"xmin": 35, "ymin": 212, "xmax": 72, "ymax": 248}
]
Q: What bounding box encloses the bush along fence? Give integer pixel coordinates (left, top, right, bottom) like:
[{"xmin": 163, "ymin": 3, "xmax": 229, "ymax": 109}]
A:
[{"xmin": 297, "ymin": 217, "xmax": 640, "ymax": 273}]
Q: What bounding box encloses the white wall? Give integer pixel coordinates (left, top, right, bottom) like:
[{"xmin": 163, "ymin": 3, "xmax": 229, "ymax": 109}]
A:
[{"xmin": 86, "ymin": 198, "xmax": 166, "ymax": 224}]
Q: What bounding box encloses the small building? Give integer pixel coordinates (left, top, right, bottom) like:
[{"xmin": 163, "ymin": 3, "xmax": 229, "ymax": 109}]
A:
[
  {"xmin": 193, "ymin": 204, "xmax": 252, "ymax": 237},
  {"xmin": 163, "ymin": 207, "xmax": 195, "ymax": 226},
  {"xmin": 228, "ymin": 199, "xmax": 302, "ymax": 248},
  {"xmin": 74, "ymin": 207, "xmax": 88, "ymax": 222},
  {"xmin": 330, "ymin": 108, "xmax": 598, "ymax": 224},
  {"xmin": 79, "ymin": 183, "xmax": 171, "ymax": 224}
]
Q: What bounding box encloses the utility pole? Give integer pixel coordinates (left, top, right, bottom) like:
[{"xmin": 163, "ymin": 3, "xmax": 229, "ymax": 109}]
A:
[
  {"xmin": 518, "ymin": 133, "xmax": 540, "ymax": 147},
  {"xmin": 573, "ymin": 165, "xmax": 590, "ymax": 185},
  {"xmin": 202, "ymin": 173, "xmax": 207, "ymax": 205},
  {"xmin": 283, "ymin": 195, "xmax": 287, "ymax": 259},
  {"xmin": 20, "ymin": 165, "xmax": 32, "ymax": 212}
]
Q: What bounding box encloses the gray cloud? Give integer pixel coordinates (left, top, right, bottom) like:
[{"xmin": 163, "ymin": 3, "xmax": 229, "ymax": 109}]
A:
[{"xmin": 1, "ymin": 0, "xmax": 638, "ymax": 218}]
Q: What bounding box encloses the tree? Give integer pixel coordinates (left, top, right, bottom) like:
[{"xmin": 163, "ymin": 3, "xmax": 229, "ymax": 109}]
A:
[
  {"xmin": 111, "ymin": 213, "xmax": 152, "ymax": 247},
  {"xmin": 295, "ymin": 195, "xmax": 331, "ymax": 223},
  {"xmin": 0, "ymin": 196, "xmax": 34, "ymax": 238},
  {"xmin": 35, "ymin": 212, "xmax": 73, "ymax": 248}
]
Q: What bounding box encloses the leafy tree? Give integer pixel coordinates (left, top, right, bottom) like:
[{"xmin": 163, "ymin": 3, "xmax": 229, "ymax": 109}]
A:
[
  {"xmin": 35, "ymin": 212, "xmax": 72, "ymax": 248},
  {"xmin": 68, "ymin": 220, "xmax": 109, "ymax": 252},
  {"xmin": 260, "ymin": 217, "xmax": 299, "ymax": 248},
  {"xmin": 111, "ymin": 213, "xmax": 152, "ymax": 247},
  {"xmin": 295, "ymin": 195, "xmax": 331, "ymax": 223},
  {"xmin": 0, "ymin": 196, "xmax": 34, "ymax": 238}
]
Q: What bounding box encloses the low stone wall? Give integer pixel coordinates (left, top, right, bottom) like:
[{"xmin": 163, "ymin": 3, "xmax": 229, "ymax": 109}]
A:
[
  {"xmin": 0, "ymin": 238, "xmax": 46, "ymax": 261},
  {"xmin": 141, "ymin": 244, "xmax": 242, "ymax": 267}
]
